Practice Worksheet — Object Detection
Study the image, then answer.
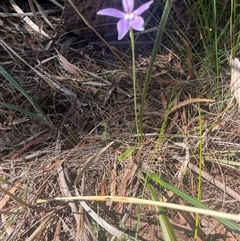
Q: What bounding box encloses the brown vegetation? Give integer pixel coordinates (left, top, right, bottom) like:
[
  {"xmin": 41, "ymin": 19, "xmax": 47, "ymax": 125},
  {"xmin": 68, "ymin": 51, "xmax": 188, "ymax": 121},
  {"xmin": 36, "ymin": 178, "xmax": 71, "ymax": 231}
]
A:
[{"xmin": 0, "ymin": 0, "xmax": 239, "ymax": 240}]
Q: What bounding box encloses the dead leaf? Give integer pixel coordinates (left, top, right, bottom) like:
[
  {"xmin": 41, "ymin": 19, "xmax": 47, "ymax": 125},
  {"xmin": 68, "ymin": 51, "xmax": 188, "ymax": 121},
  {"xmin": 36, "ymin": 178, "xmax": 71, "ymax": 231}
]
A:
[
  {"xmin": 100, "ymin": 178, "xmax": 106, "ymax": 196},
  {"xmin": 102, "ymin": 73, "xmax": 126, "ymax": 106},
  {"xmin": 181, "ymin": 35, "xmax": 194, "ymax": 79},
  {"xmin": 53, "ymin": 219, "xmax": 61, "ymax": 241},
  {"xmin": 106, "ymin": 162, "xmax": 117, "ymax": 208},
  {"xmin": 11, "ymin": 134, "xmax": 49, "ymax": 159},
  {"xmin": 160, "ymin": 90, "xmax": 167, "ymax": 110},
  {"xmin": 230, "ymin": 57, "xmax": 240, "ymax": 108},
  {"xmin": 115, "ymin": 145, "xmax": 143, "ymax": 213},
  {"xmin": 56, "ymin": 49, "xmax": 82, "ymax": 77},
  {"xmin": 0, "ymin": 181, "xmax": 21, "ymax": 235}
]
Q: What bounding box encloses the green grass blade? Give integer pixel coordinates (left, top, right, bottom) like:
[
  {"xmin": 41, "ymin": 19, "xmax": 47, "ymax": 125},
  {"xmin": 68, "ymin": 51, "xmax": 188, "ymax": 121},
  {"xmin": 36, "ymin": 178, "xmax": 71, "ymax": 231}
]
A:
[
  {"xmin": 0, "ymin": 102, "xmax": 48, "ymax": 124},
  {"xmin": 0, "ymin": 186, "xmax": 32, "ymax": 208},
  {"xmin": 0, "ymin": 65, "xmax": 50, "ymax": 124},
  {"xmin": 139, "ymin": 0, "xmax": 173, "ymax": 139},
  {"xmin": 147, "ymin": 183, "xmax": 178, "ymax": 241},
  {"xmin": 219, "ymin": 160, "xmax": 240, "ymax": 166},
  {"xmin": 0, "ymin": 177, "xmax": 12, "ymax": 185},
  {"xmin": 147, "ymin": 173, "xmax": 240, "ymax": 233},
  {"xmin": 119, "ymin": 146, "xmax": 136, "ymax": 162},
  {"xmin": 64, "ymin": 124, "xmax": 80, "ymax": 144}
]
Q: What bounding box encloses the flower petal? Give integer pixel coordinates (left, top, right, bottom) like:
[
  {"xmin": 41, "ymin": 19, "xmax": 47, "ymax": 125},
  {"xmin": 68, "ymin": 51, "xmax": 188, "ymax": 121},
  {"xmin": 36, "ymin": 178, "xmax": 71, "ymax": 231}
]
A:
[
  {"xmin": 122, "ymin": 0, "xmax": 134, "ymax": 13},
  {"xmin": 97, "ymin": 8, "xmax": 125, "ymax": 18},
  {"xmin": 130, "ymin": 16, "xmax": 144, "ymax": 31},
  {"xmin": 134, "ymin": 0, "xmax": 153, "ymax": 16},
  {"xmin": 117, "ymin": 19, "xmax": 130, "ymax": 40}
]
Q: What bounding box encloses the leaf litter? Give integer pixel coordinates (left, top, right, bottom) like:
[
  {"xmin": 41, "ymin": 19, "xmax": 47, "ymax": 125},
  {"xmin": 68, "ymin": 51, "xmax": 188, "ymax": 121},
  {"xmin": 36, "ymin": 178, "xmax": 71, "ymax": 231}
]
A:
[{"xmin": 0, "ymin": 0, "xmax": 239, "ymax": 240}]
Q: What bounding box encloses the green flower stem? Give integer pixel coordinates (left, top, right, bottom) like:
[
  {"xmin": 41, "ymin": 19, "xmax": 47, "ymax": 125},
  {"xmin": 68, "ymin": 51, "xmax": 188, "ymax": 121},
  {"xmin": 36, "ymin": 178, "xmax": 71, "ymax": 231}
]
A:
[{"xmin": 129, "ymin": 28, "xmax": 140, "ymax": 143}]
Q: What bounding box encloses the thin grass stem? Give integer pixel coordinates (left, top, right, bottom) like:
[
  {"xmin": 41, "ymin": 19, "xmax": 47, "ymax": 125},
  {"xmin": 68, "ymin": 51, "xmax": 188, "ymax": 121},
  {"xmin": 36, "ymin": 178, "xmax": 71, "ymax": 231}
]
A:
[
  {"xmin": 194, "ymin": 103, "xmax": 203, "ymax": 238},
  {"xmin": 129, "ymin": 28, "xmax": 140, "ymax": 143}
]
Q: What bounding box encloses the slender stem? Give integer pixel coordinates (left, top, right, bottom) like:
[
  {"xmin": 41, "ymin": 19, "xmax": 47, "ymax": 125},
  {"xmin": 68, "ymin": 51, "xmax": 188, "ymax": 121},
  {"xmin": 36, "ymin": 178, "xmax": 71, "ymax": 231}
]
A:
[
  {"xmin": 129, "ymin": 28, "xmax": 140, "ymax": 143},
  {"xmin": 213, "ymin": 0, "xmax": 220, "ymax": 97},
  {"xmin": 194, "ymin": 103, "xmax": 203, "ymax": 238}
]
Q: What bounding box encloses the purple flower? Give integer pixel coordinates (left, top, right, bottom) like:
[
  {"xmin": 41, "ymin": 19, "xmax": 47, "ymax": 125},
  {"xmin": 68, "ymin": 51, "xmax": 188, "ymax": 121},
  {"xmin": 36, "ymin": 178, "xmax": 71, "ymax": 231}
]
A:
[{"xmin": 97, "ymin": 0, "xmax": 154, "ymax": 40}]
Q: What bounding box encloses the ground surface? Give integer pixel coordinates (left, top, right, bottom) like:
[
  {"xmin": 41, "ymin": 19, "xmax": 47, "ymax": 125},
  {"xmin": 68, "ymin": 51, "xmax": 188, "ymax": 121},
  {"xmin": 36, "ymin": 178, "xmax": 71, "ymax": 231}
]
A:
[{"xmin": 0, "ymin": 0, "xmax": 240, "ymax": 241}]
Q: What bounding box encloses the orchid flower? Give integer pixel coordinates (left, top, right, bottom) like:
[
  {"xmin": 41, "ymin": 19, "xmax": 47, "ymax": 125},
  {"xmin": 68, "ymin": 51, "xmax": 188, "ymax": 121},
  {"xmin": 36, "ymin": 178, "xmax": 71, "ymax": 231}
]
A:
[{"xmin": 97, "ymin": 0, "xmax": 154, "ymax": 40}]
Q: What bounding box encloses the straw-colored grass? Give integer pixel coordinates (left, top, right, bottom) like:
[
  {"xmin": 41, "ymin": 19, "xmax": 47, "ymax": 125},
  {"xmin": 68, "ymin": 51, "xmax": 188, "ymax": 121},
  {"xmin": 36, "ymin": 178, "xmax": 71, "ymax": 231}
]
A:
[{"xmin": 0, "ymin": 0, "xmax": 239, "ymax": 240}]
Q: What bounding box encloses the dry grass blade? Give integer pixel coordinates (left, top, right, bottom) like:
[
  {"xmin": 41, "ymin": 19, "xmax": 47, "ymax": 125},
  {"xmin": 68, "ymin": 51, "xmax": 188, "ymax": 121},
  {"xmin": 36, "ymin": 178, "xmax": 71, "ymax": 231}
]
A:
[
  {"xmin": 106, "ymin": 161, "xmax": 117, "ymax": 208},
  {"xmin": 1, "ymin": 214, "xmax": 14, "ymax": 235},
  {"xmin": 58, "ymin": 165, "xmax": 80, "ymax": 213},
  {"xmin": 0, "ymin": 11, "xmax": 58, "ymax": 17},
  {"xmin": 116, "ymin": 145, "xmax": 143, "ymax": 213},
  {"xmin": 176, "ymin": 140, "xmax": 190, "ymax": 180},
  {"xmin": 0, "ymin": 39, "xmax": 79, "ymax": 100},
  {"xmin": 48, "ymin": 0, "xmax": 64, "ymax": 9},
  {"xmin": 57, "ymin": 166, "xmax": 130, "ymax": 239},
  {"xmin": 32, "ymin": 0, "xmax": 55, "ymax": 30},
  {"xmin": 56, "ymin": 49, "xmax": 83, "ymax": 76},
  {"xmin": 71, "ymin": 141, "xmax": 134, "ymax": 239},
  {"xmin": 174, "ymin": 154, "xmax": 240, "ymax": 201},
  {"xmin": 37, "ymin": 196, "xmax": 240, "ymax": 221},
  {"xmin": 9, "ymin": 0, "xmax": 50, "ymax": 38},
  {"xmin": 1, "ymin": 1, "xmax": 239, "ymax": 239},
  {"xmin": 169, "ymin": 98, "xmax": 215, "ymax": 114},
  {"xmin": 79, "ymin": 201, "xmax": 133, "ymax": 239},
  {"xmin": 102, "ymin": 72, "xmax": 127, "ymax": 106},
  {"xmin": 0, "ymin": 39, "xmax": 53, "ymax": 88},
  {"xmin": 27, "ymin": 0, "xmax": 38, "ymax": 28},
  {"xmin": 176, "ymin": 31, "xmax": 195, "ymax": 79},
  {"xmin": 230, "ymin": 57, "xmax": 240, "ymax": 108},
  {"xmin": 10, "ymin": 134, "xmax": 49, "ymax": 159},
  {"xmin": 25, "ymin": 212, "xmax": 54, "ymax": 241},
  {"xmin": 74, "ymin": 141, "xmax": 114, "ymax": 187}
]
